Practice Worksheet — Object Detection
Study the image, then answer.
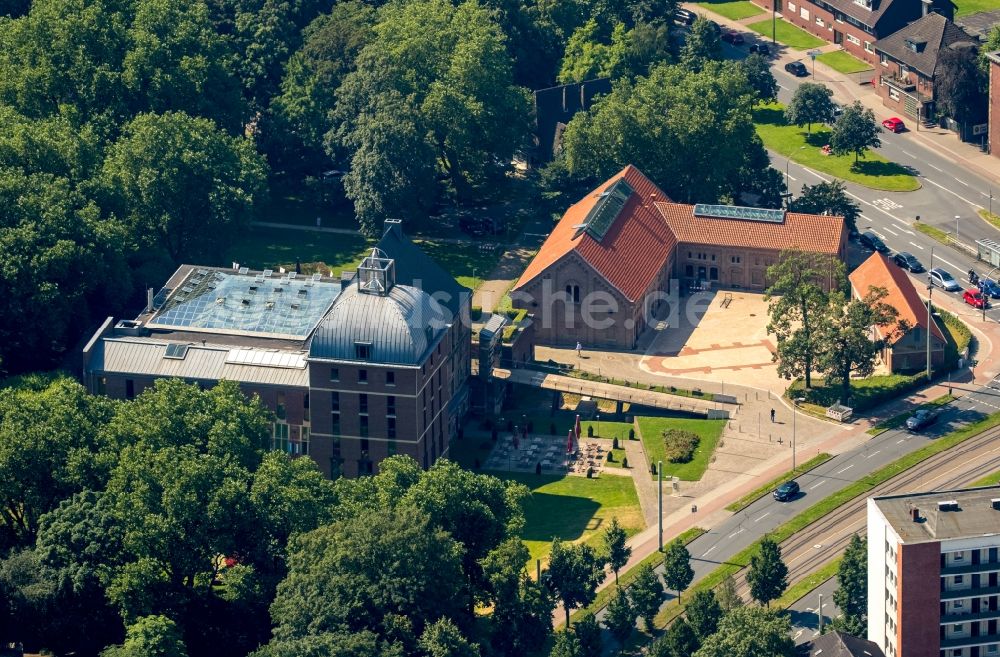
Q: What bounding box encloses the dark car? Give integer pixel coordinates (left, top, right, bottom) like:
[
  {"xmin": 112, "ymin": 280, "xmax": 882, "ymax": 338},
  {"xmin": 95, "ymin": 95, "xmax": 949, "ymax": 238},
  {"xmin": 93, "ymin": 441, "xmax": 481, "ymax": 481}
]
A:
[
  {"xmin": 905, "ymin": 409, "xmax": 939, "ymax": 432},
  {"xmin": 674, "ymin": 8, "xmax": 696, "ymax": 25},
  {"xmin": 892, "ymin": 252, "xmax": 924, "ymax": 273},
  {"xmin": 721, "ymin": 30, "xmax": 745, "ymax": 45},
  {"xmin": 784, "ymin": 60, "xmax": 808, "ymax": 76},
  {"xmin": 749, "ymin": 42, "xmax": 770, "ymax": 56},
  {"xmin": 860, "ymin": 230, "xmax": 889, "ymax": 253},
  {"xmin": 980, "ymin": 278, "xmax": 1000, "ymax": 298},
  {"xmin": 707, "ymin": 19, "xmax": 722, "ymax": 33},
  {"xmin": 773, "ymin": 480, "xmax": 800, "ymax": 502}
]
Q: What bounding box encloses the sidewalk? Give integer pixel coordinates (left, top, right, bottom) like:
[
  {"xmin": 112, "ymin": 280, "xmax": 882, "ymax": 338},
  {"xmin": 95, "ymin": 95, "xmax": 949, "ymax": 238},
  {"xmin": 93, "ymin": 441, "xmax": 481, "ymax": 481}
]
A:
[{"xmin": 682, "ymin": 1, "xmax": 1000, "ymax": 186}]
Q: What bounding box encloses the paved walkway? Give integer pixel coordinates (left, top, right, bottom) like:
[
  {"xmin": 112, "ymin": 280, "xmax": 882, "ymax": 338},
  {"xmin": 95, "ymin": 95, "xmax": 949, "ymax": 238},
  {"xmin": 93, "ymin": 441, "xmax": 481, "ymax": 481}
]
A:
[
  {"xmin": 471, "ymin": 245, "xmax": 536, "ymax": 313},
  {"xmin": 682, "ymin": 2, "xmax": 1000, "ymax": 185}
]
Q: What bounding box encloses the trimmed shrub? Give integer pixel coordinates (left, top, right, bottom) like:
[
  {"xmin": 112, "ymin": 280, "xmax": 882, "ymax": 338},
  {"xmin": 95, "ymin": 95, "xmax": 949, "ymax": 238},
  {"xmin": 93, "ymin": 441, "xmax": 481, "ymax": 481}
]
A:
[
  {"xmin": 663, "ymin": 429, "xmax": 700, "ymax": 463},
  {"xmin": 622, "ymin": 456, "xmax": 629, "ymax": 468},
  {"xmin": 612, "ymin": 437, "xmax": 619, "ymax": 449},
  {"xmin": 588, "ymin": 425, "xmax": 594, "ymax": 437}
]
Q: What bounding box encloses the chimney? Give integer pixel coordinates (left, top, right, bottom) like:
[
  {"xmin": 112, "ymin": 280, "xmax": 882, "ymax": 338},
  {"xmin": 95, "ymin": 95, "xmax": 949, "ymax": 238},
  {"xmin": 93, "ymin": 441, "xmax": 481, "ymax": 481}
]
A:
[
  {"xmin": 921, "ymin": 0, "xmax": 931, "ymax": 16},
  {"xmin": 384, "ymin": 218, "xmax": 403, "ymax": 239},
  {"xmin": 146, "ymin": 287, "xmax": 154, "ymax": 313},
  {"xmin": 911, "ymin": 506, "xmax": 921, "ymax": 522}
]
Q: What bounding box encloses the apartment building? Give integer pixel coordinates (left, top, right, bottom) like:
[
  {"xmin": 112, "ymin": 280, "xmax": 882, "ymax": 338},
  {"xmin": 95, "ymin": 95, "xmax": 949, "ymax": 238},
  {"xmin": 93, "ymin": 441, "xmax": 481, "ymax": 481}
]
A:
[{"xmin": 868, "ymin": 487, "xmax": 1000, "ymax": 657}]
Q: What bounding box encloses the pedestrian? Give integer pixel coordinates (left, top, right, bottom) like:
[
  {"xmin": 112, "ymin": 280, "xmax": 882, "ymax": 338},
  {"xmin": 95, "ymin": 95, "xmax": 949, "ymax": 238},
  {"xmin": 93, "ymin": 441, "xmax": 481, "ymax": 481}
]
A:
[
  {"xmin": 576, "ymin": 341, "xmax": 582, "ymax": 357},
  {"xmin": 770, "ymin": 408, "xmax": 776, "ymax": 422}
]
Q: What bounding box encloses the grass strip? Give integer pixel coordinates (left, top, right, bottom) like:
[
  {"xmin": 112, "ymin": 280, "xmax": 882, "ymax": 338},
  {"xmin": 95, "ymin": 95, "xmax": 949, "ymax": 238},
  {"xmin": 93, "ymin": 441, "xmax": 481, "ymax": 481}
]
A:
[
  {"xmin": 745, "ymin": 17, "xmax": 825, "ymax": 49},
  {"xmin": 914, "ymin": 221, "xmax": 951, "ymax": 245},
  {"xmin": 865, "ymin": 394, "xmax": 955, "ymax": 437},
  {"xmin": 973, "ymin": 470, "xmax": 1000, "ymax": 487},
  {"xmin": 653, "ymin": 411, "xmax": 1000, "ymax": 628},
  {"xmin": 815, "ymin": 50, "xmax": 871, "ymax": 75},
  {"xmin": 724, "ymin": 453, "xmax": 834, "ymax": 512},
  {"xmin": 775, "ymin": 557, "xmax": 842, "ymax": 609},
  {"xmin": 568, "ymin": 526, "xmax": 706, "ymax": 624},
  {"xmin": 977, "ymin": 209, "xmax": 1000, "ymax": 231},
  {"xmin": 692, "ymin": 0, "xmax": 764, "ymax": 20},
  {"xmin": 565, "ymin": 368, "xmax": 717, "ymax": 402}
]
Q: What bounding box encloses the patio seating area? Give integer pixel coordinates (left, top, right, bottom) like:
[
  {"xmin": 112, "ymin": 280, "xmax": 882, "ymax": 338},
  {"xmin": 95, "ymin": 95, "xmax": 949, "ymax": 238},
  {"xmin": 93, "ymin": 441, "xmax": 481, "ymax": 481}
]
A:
[{"xmin": 482, "ymin": 432, "xmax": 606, "ymax": 476}]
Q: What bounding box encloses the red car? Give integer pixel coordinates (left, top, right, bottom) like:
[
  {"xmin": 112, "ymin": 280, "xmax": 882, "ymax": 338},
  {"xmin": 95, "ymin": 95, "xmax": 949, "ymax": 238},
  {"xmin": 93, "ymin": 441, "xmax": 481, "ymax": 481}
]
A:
[
  {"xmin": 721, "ymin": 30, "xmax": 745, "ymax": 45},
  {"xmin": 882, "ymin": 117, "xmax": 906, "ymax": 133},
  {"xmin": 964, "ymin": 289, "xmax": 989, "ymax": 309}
]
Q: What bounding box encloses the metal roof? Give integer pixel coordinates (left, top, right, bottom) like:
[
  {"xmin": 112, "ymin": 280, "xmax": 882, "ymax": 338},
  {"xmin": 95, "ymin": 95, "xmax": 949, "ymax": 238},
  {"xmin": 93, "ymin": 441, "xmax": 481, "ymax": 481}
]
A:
[
  {"xmin": 90, "ymin": 338, "xmax": 309, "ymax": 387},
  {"xmin": 308, "ymin": 283, "xmax": 448, "ymax": 365}
]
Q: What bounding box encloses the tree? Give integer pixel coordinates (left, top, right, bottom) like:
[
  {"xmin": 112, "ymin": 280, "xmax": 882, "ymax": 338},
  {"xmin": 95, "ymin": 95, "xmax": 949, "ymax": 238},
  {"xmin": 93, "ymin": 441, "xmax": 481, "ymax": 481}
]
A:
[
  {"xmin": 662, "ymin": 539, "xmax": 694, "ymax": 602},
  {"xmin": 603, "ymin": 517, "xmax": 631, "ymax": 585},
  {"xmin": 101, "ymin": 615, "xmax": 188, "ymax": 657},
  {"xmin": 572, "ymin": 612, "xmax": 603, "ymax": 657},
  {"xmin": 830, "ymin": 101, "xmax": 881, "ymax": 164},
  {"xmin": 765, "ymin": 249, "xmax": 843, "ymax": 388},
  {"xmin": 558, "ymin": 19, "xmax": 629, "ymax": 83},
  {"xmin": 747, "ymin": 537, "xmax": 788, "ymax": 607},
  {"xmin": 692, "ymin": 606, "xmax": 795, "ymax": 657},
  {"xmin": 482, "ymin": 538, "xmax": 554, "ymax": 657},
  {"xmin": 419, "ymin": 618, "xmax": 479, "ymax": 657},
  {"xmin": 785, "ymin": 82, "xmax": 834, "ymax": 134},
  {"xmin": 603, "ymin": 586, "xmax": 637, "ymax": 652},
  {"xmin": 549, "ymin": 629, "xmax": 582, "ymax": 657},
  {"xmin": 665, "ymin": 617, "xmax": 699, "ymax": 657},
  {"xmin": 100, "ymin": 111, "xmax": 268, "ymax": 264},
  {"xmin": 740, "ymin": 53, "xmax": 777, "ymax": 103},
  {"xmin": 817, "ymin": 287, "xmax": 904, "ymax": 404},
  {"xmin": 790, "ymin": 180, "xmax": 861, "ymax": 235},
  {"xmin": 685, "ymin": 590, "xmax": 722, "ymax": 641},
  {"xmin": 937, "ymin": 43, "xmax": 987, "ymax": 127},
  {"xmin": 715, "ymin": 574, "xmax": 742, "ymax": 612},
  {"xmin": 981, "ymin": 25, "xmax": 1000, "ymax": 76},
  {"xmin": 680, "ymin": 17, "xmax": 722, "ymax": 70},
  {"xmin": 832, "ymin": 534, "xmax": 867, "ymax": 636},
  {"xmin": 628, "ymin": 563, "xmax": 664, "ymax": 632},
  {"xmin": 546, "ymin": 539, "xmax": 606, "ymax": 627}
]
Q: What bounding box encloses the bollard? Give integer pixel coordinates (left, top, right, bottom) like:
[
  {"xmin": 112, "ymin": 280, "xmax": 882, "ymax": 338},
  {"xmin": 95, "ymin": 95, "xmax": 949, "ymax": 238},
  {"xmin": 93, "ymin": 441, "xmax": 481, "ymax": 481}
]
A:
[{"xmin": 691, "ymin": 504, "xmax": 697, "ymax": 513}]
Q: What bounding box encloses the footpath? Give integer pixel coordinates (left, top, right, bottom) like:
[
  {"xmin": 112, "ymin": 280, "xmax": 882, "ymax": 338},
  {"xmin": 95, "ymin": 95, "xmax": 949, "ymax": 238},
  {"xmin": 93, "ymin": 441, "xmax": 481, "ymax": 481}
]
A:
[{"xmin": 681, "ymin": 1, "xmax": 1000, "ymax": 186}]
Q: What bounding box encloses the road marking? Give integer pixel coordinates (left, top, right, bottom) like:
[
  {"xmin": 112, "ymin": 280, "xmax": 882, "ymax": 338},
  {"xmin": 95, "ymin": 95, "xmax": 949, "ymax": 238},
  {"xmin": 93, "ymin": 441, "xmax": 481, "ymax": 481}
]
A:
[
  {"xmin": 874, "ymin": 197, "xmax": 903, "ymax": 211},
  {"xmin": 901, "ymin": 149, "xmax": 916, "ymax": 158},
  {"xmin": 921, "ymin": 175, "xmax": 983, "ymax": 210},
  {"xmin": 910, "ymin": 242, "xmax": 925, "ymax": 250},
  {"xmin": 935, "ymin": 253, "xmax": 965, "ymax": 273},
  {"xmin": 927, "ymin": 163, "xmax": 943, "ymax": 172},
  {"xmin": 702, "ymin": 545, "xmax": 718, "ymax": 558},
  {"xmin": 810, "ymin": 480, "xmax": 826, "ymax": 490},
  {"xmin": 836, "ymin": 464, "xmax": 854, "ymax": 474},
  {"xmin": 728, "ymin": 528, "xmax": 745, "ymax": 539},
  {"xmin": 897, "ymin": 438, "xmax": 906, "ymax": 444},
  {"xmin": 894, "ymin": 222, "xmax": 913, "ymax": 234},
  {"xmin": 787, "ymin": 174, "xmax": 797, "ymax": 181},
  {"xmin": 862, "ymin": 214, "xmax": 873, "ymax": 222},
  {"xmin": 956, "ymin": 178, "xmax": 971, "ymax": 187},
  {"xmin": 883, "ymin": 226, "xmax": 899, "ymax": 236},
  {"xmin": 866, "ymin": 449, "xmax": 882, "ymax": 458},
  {"xmin": 754, "ymin": 512, "xmax": 771, "ymax": 522},
  {"xmin": 794, "ymin": 630, "xmax": 804, "ymax": 640}
]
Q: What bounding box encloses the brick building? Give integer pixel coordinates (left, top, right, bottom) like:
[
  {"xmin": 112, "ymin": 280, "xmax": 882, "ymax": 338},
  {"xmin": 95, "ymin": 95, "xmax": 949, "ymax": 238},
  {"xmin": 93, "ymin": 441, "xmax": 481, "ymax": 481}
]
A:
[
  {"xmin": 987, "ymin": 52, "xmax": 1000, "ymax": 158},
  {"xmin": 868, "ymin": 487, "xmax": 1000, "ymax": 657},
  {"xmin": 748, "ymin": 0, "xmax": 949, "ymax": 67},
  {"xmin": 848, "ymin": 252, "xmax": 946, "ymax": 372},
  {"xmin": 512, "ymin": 165, "xmax": 847, "ymax": 349},
  {"xmin": 82, "ymin": 223, "xmax": 470, "ymax": 479},
  {"xmin": 874, "ymin": 13, "xmax": 978, "ymax": 122}
]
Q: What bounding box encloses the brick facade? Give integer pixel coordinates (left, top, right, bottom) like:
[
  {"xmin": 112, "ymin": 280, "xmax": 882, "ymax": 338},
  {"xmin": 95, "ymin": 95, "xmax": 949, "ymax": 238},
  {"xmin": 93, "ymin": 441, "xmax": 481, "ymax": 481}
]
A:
[
  {"xmin": 989, "ymin": 53, "xmax": 1000, "ymax": 158},
  {"xmin": 897, "ymin": 542, "xmax": 942, "ymax": 657},
  {"xmin": 876, "ymin": 56, "xmax": 934, "ymax": 121}
]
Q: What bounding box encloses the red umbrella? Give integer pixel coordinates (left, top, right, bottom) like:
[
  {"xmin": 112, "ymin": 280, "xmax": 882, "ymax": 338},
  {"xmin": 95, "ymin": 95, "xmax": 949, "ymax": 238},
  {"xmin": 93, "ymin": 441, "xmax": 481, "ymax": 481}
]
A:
[
  {"xmin": 575, "ymin": 415, "xmax": 582, "ymax": 442},
  {"xmin": 567, "ymin": 429, "xmax": 575, "ymax": 454}
]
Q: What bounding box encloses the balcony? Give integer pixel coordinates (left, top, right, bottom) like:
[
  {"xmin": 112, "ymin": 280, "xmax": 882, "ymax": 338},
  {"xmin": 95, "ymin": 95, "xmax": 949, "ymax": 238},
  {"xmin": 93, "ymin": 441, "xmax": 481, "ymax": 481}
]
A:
[
  {"xmin": 942, "ymin": 561, "xmax": 1000, "ymax": 577},
  {"xmin": 939, "ymin": 634, "xmax": 1000, "ymax": 651},
  {"xmin": 943, "ymin": 585, "xmax": 1000, "ymax": 601},
  {"xmin": 941, "ymin": 607, "xmax": 1000, "ymax": 625},
  {"xmin": 881, "ymin": 74, "xmax": 916, "ymax": 92}
]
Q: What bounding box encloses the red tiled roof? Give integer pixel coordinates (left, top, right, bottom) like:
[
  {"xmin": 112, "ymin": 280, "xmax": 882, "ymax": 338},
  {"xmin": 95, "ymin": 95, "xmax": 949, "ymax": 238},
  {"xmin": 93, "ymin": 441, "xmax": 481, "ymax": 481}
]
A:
[
  {"xmin": 848, "ymin": 252, "xmax": 946, "ymax": 344},
  {"xmin": 655, "ymin": 203, "xmax": 846, "ymax": 254},
  {"xmin": 513, "ymin": 165, "xmax": 677, "ymax": 302}
]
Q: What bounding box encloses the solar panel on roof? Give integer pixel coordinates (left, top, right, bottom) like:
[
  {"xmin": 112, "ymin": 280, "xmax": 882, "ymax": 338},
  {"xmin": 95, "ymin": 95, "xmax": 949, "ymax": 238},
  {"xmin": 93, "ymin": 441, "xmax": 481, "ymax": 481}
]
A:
[
  {"xmin": 693, "ymin": 203, "xmax": 785, "ymax": 223},
  {"xmin": 163, "ymin": 343, "xmax": 190, "ymax": 359},
  {"xmin": 575, "ymin": 178, "xmax": 634, "ymax": 242},
  {"xmin": 262, "ymin": 269, "xmax": 273, "ymax": 278}
]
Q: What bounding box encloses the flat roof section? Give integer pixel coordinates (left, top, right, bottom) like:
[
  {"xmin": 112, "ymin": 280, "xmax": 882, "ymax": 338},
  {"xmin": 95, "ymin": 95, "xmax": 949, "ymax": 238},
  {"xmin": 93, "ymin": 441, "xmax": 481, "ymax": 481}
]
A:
[
  {"xmin": 147, "ymin": 268, "xmax": 341, "ymax": 339},
  {"xmin": 873, "ymin": 486, "xmax": 1000, "ymax": 543}
]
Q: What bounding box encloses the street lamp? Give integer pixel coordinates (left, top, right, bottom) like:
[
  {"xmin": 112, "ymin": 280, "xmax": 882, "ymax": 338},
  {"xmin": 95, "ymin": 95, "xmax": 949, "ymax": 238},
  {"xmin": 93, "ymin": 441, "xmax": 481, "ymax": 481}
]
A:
[
  {"xmin": 792, "ymin": 397, "xmax": 805, "ymax": 471},
  {"xmin": 955, "ymin": 215, "xmax": 961, "ymax": 242},
  {"xmin": 926, "ymin": 248, "xmax": 934, "ymax": 380},
  {"xmin": 597, "ymin": 413, "xmax": 601, "ymax": 438},
  {"xmin": 658, "ymin": 460, "xmax": 664, "ymax": 552},
  {"xmin": 808, "ymin": 49, "xmax": 820, "ymax": 77},
  {"xmin": 772, "ymin": 0, "xmax": 777, "ymax": 44}
]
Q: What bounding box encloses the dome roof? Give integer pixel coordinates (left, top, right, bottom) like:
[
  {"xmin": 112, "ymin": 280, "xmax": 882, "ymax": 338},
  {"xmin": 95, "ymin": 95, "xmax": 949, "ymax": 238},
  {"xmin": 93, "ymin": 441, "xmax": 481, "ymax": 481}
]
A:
[{"xmin": 308, "ymin": 282, "xmax": 448, "ymax": 364}]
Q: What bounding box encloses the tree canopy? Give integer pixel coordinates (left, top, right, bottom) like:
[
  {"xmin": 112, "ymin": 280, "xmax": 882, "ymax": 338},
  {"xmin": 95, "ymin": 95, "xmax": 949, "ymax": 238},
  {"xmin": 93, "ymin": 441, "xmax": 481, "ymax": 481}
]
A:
[
  {"xmin": 785, "ymin": 83, "xmax": 834, "ymax": 133},
  {"xmin": 830, "ymin": 101, "xmax": 881, "ymax": 164}
]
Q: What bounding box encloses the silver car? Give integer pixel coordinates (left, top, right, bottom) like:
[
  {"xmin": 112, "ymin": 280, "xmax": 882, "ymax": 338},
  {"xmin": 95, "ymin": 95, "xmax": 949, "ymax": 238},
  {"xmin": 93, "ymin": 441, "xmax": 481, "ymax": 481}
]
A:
[{"xmin": 929, "ymin": 268, "xmax": 961, "ymax": 292}]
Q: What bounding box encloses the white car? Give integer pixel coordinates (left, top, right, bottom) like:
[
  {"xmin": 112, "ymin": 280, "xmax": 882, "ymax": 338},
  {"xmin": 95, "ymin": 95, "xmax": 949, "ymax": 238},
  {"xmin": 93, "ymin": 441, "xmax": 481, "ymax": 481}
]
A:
[{"xmin": 929, "ymin": 268, "xmax": 961, "ymax": 292}]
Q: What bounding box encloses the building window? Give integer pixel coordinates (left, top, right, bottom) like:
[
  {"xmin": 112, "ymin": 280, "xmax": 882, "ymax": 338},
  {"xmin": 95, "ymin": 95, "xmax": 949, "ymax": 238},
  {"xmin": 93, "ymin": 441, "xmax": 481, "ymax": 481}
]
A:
[
  {"xmin": 685, "ymin": 264, "xmax": 694, "ymax": 276},
  {"xmin": 126, "ymin": 379, "xmax": 135, "ymax": 400},
  {"xmin": 388, "ymin": 439, "xmax": 397, "ymax": 455},
  {"xmin": 800, "ymin": 7, "xmax": 809, "ymax": 19},
  {"xmin": 360, "ymin": 415, "xmax": 369, "ymax": 437},
  {"xmin": 332, "ymin": 413, "xmax": 340, "ymax": 434},
  {"xmin": 846, "ymin": 33, "xmax": 860, "ymax": 45},
  {"xmin": 788, "ymin": 1, "xmax": 796, "ymax": 10},
  {"xmin": 330, "ymin": 368, "xmax": 339, "ymax": 382},
  {"xmin": 276, "ymin": 391, "xmax": 286, "ymax": 420},
  {"xmin": 303, "ymin": 393, "xmax": 310, "ymax": 421},
  {"xmin": 815, "ymin": 16, "xmax": 824, "ymax": 25},
  {"xmin": 331, "ymin": 391, "xmax": 340, "ymax": 411},
  {"xmin": 300, "ymin": 427, "xmax": 310, "ymax": 455},
  {"xmin": 387, "ymin": 395, "xmax": 396, "ymax": 416},
  {"xmin": 358, "ymin": 369, "xmax": 368, "ymax": 384},
  {"xmin": 709, "ymin": 267, "xmax": 719, "ymax": 281},
  {"xmin": 565, "ymin": 284, "xmax": 580, "ymax": 303},
  {"xmin": 388, "ymin": 417, "xmax": 397, "ymax": 439},
  {"xmin": 955, "ymin": 551, "xmax": 965, "ymax": 561},
  {"xmin": 354, "ymin": 342, "xmax": 371, "ymax": 360},
  {"xmin": 360, "ymin": 438, "xmax": 369, "ymax": 453},
  {"xmin": 956, "ymin": 575, "xmax": 965, "ymax": 584},
  {"xmin": 889, "ymin": 88, "xmax": 899, "ymax": 101},
  {"xmin": 731, "ymin": 255, "xmax": 742, "ymax": 264},
  {"xmin": 880, "ymin": 53, "xmax": 888, "ymax": 67},
  {"xmin": 359, "ymin": 393, "xmax": 368, "ymax": 414},
  {"xmin": 272, "ymin": 422, "xmax": 290, "ymax": 452},
  {"xmin": 386, "ymin": 371, "xmax": 395, "ymax": 386},
  {"xmin": 864, "ymin": 40, "xmax": 873, "ymax": 53}
]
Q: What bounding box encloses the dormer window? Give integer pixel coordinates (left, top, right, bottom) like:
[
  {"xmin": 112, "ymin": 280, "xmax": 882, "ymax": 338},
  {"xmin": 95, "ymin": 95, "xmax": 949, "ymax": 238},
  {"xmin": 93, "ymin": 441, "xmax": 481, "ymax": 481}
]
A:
[
  {"xmin": 853, "ymin": 0, "xmax": 871, "ymax": 9},
  {"xmin": 905, "ymin": 38, "xmax": 926, "ymax": 53},
  {"xmin": 355, "ymin": 342, "xmax": 372, "ymax": 360}
]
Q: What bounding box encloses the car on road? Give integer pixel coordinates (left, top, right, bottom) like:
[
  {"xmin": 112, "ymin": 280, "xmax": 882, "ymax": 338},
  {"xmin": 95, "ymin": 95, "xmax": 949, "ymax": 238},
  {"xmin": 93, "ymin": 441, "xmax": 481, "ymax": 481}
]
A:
[
  {"xmin": 749, "ymin": 42, "xmax": 770, "ymax": 55},
  {"xmin": 929, "ymin": 267, "xmax": 962, "ymax": 291},
  {"xmin": 784, "ymin": 60, "xmax": 808, "ymax": 76},
  {"xmin": 773, "ymin": 480, "xmax": 800, "ymax": 502},
  {"xmin": 980, "ymin": 278, "xmax": 1000, "ymax": 298},
  {"xmin": 892, "ymin": 252, "xmax": 924, "ymax": 273},
  {"xmin": 882, "ymin": 117, "xmax": 906, "ymax": 133},
  {"xmin": 964, "ymin": 288, "xmax": 989, "ymax": 309},
  {"xmin": 721, "ymin": 30, "xmax": 744, "ymax": 45},
  {"xmin": 860, "ymin": 230, "xmax": 889, "ymax": 253},
  {"xmin": 905, "ymin": 408, "xmax": 940, "ymax": 432}
]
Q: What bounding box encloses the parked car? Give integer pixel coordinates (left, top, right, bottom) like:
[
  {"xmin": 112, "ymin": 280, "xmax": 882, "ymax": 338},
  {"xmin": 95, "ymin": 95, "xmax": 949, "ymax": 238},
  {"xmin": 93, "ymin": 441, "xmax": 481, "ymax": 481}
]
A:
[
  {"xmin": 892, "ymin": 252, "xmax": 924, "ymax": 273},
  {"xmin": 784, "ymin": 60, "xmax": 808, "ymax": 76},
  {"xmin": 706, "ymin": 19, "xmax": 722, "ymax": 33},
  {"xmin": 964, "ymin": 288, "xmax": 989, "ymax": 309},
  {"xmin": 749, "ymin": 42, "xmax": 770, "ymax": 55},
  {"xmin": 860, "ymin": 230, "xmax": 889, "ymax": 253},
  {"xmin": 905, "ymin": 409, "xmax": 939, "ymax": 432},
  {"xmin": 832, "ymin": 103, "xmax": 844, "ymax": 118},
  {"xmin": 929, "ymin": 267, "xmax": 962, "ymax": 292},
  {"xmin": 882, "ymin": 117, "xmax": 906, "ymax": 133},
  {"xmin": 773, "ymin": 480, "xmax": 800, "ymax": 502},
  {"xmin": 980, "ymin": 278, "xmax": 1000, "ymax": 298},
  {"xmin": 674, "ymin": 8, "xmax": 696, "ymax": 25},
  {"xmin": 721, "ymin": 30, "xmax": 744, "ymax": 45}
]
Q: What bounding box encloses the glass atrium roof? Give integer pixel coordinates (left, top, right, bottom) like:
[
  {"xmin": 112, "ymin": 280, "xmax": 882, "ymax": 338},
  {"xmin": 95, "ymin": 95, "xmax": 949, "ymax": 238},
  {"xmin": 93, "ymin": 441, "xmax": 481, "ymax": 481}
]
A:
[{"xmin": 147, "ymin": 269, "xmax": 341, "ymax": 339}]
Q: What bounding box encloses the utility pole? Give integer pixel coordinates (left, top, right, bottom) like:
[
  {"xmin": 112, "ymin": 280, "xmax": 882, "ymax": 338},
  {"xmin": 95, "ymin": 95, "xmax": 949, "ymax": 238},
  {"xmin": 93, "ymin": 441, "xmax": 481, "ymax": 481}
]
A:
[
  {"xmin": 926, "ymin": 247, "xmax": 934, "ymax": 380},
  {"xmin": 792, "ymin": 397, "xmax": 804, "ymax": 471},
  {"xmin": 772, "ymin": 0, "xmax": 777, "ymax": 44},
  {"xmin": 956, "ymin": 215, "xmax": 961, "ymax": 242},
  {"xmin": 658, "ymin": 461, "xmax": 664, "ymax": 552},
  {"xmin": 818, "ymin": 593, "xmax": 824, "ymax": 634}
]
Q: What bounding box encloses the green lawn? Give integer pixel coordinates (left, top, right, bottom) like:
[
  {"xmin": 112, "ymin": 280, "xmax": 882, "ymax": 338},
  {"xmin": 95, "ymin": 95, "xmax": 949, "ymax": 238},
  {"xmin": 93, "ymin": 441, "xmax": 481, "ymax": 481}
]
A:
[
  {"xmin": 509, "ymin": 412, "xmax": 635, "ymax": 442},
  {"xmin": 635, "ymin": 416, "xmax": 727, "ymax": 481},
  {"xmin": 692, "ymin": 0, "xmax": 764, "ymax": 19},
  {"xmin": 605, "ymin": 447, "xmax": 628, "ymax": 468},
  {"xmin": 788, "ymin": 373, "xmax": 926, "ymax": 415},
  {"xmin": 414, "ymin": 239, "xmax": 503, "ymax": 290},
  {"xmin": 226, "ymin": 226, "xmax": 371, "ymax": 276},
  {"xmin": 973, "ymin": 470, "xmax": 1000, "ymax": 486},
  {"xmin": 955, "ymin": 0, "xmax": 1000, "ymax": 17},
  {"xmin": 746, "ymin": 17, "xmax": 825, "ymax": 49},
  {"xmin": 816, "ymin": 50, "xmax": 872, "ymax": 74},
  {"xmin": 501, "ymin": 473, "xmax": 645, "ymax": 562},
  {"xmin": 754, "ymin": 103, "xmax": 920, "ymax": 192}
]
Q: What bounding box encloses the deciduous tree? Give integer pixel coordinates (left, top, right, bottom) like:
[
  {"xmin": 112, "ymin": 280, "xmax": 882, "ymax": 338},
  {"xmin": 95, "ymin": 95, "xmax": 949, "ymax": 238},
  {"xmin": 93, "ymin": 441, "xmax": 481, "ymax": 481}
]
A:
[
  {"xmin": 665, "ymin": 617, "xmax": 699, "ymax": 657},
  {"xmin": 937, "ymin": 44, "xmax": 987, "ymax": 126},
  {"xmin": 685, "ymin": 589, "xmax": 722, "ymax": 641},
  {"xmin": 740, "ymin": 52, "xmax": 777, "ymax": 103},
  {"xmin": 603, "ymin": 517, "xmax": 631, "ymax": 585},
  {"xmin": 547, "ymin": 539, "xmax": 607, "ymax": 627},
  {"xmin": 662, "ymin": 539, "xmax": 694, "ymax": 602},
  {"xmin": 100, "ymin": 615, "xmax": 188, "ymax": 657},
  {"xmin": 572, "ymin": 612, "xmax": 603, "ymax": 657},
  {"xmin": 832, "ymin": 534, "xmax": 867, "ymax": 636},
  {"xmin": 558, "ymin": 19, "xmax": 629, "ymax": 83},
  {"xmin": 790, "ymin": 180, "xmax": 860, "ymax": 235},
  {"xmin": 693, "ymin": 606, "xmax": 796, "ymax": 657},
  {"xmin": 830, "ymin": 101, "xmax": 881, "ymax": 164},
  {"xmin": 747, "ymin": 537, "xmax": 788, "ymax": 607},
  {"xmin": 785, "ymin": 82, "xmax": 834, "ymax": 134},
  {"xmin": 628, "ymin": 563, "xmax": 664, "ymax": 632},
  {"xmin": 482, "ymin": 538, "xmax": 554, "ymax": 657},
  {"xmin": 603, "ymin": 586, "xmax": 637, "ymax": 652},
  {"xmin": 715, "ymin": 573, "xmax": 742, "ymax": 611},
  {"xmin": 680, "ymin": 17, "xmax": 721, "ymax": 71}
]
